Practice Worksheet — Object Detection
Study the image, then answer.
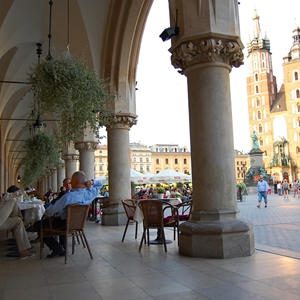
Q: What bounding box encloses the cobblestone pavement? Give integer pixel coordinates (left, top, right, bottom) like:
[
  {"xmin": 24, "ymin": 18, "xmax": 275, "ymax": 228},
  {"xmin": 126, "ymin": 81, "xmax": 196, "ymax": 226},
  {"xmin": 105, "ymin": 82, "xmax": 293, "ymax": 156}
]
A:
[{"xmin": 238, "ymin": 192, "xmax": 300, "ymax": 258}]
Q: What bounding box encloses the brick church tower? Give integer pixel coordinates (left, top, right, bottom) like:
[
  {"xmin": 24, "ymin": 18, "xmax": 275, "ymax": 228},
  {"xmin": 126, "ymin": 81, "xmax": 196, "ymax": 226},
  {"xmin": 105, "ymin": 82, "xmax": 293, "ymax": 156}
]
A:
[
  {"xmin": 247, "ymin": 11, "xmax": 300, "ymax": 181},
  {"xmin": 247, "ymin": 11, "xmax": 277, "ymax": 168}
]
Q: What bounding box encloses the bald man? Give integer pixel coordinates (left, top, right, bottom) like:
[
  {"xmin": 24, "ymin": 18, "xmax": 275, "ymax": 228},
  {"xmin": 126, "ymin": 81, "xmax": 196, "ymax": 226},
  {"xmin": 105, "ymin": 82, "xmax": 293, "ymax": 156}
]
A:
[{"xmin": 43, "ymin": 171, "xmax": 102, "ymax": 258}]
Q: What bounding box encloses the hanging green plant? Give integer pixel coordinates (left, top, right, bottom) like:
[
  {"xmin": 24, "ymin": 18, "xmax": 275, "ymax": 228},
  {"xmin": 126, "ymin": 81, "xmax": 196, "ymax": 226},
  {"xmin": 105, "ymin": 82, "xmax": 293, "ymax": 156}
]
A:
[
  {"xmin": 22, "ymin": 132, "xmax": 59, "ymax": 187},
  {"xmin": 29, "ymin": 54, "xmax": 110, "ymax": 145}
]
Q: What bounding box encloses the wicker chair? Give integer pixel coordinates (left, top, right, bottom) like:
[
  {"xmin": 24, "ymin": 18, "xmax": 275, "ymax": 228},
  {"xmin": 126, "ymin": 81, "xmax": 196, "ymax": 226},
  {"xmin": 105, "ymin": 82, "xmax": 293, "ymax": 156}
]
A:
[
  {"xmin": 162, "ymin": 201, "xmax": 179, "ymax": 243},
  {"xmin": 121, "ymin": 199, "xmax": 138, "ymax": 242},
  {"xmin": 177, "ymin": 199, "xmax": 192, "ymax": 222},
  {"xmin": 40, "ymin": 205, "xmax": 93, "ymax": 264},
  {"xmin": 138, "ymin": 200, "xmax": 168, "ymax": 252}
]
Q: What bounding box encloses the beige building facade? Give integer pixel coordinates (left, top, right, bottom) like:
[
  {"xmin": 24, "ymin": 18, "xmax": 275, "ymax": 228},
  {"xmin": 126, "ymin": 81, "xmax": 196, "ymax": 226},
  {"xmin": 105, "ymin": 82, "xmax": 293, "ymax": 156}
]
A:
[{"xmin": 247, "ymin": 12, "xmax": 300, "ymax": 181}]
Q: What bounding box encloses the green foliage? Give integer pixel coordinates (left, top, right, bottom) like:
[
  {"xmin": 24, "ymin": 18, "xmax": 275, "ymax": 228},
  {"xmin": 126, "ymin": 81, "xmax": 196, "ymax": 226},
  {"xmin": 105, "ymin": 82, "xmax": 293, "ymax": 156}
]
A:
[
  {"xmin": 22, "ymin": 132, "xmax": 59, "ymax": 186},
  {"xmin": 156, "ymin": 187, "xmax": 164, "ymax": 194},
  {"xmin": 29, "ymin": 54, "xmax": 110, "ymax": 145},
  {"xmin": 236, "ymin": 182, "xmax": 247, "ymax": 194}
]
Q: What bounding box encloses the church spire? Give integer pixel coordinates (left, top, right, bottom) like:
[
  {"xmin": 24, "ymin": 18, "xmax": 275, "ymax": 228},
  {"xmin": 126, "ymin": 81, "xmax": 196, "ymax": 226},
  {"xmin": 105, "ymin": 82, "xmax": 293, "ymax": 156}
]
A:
[
  {"xmin": 285, "ymin": 26, "xmax": 300, "ymax": 61},
  {"xmin": 247, "ymin": 10, "xmax": 270, "ymax": 55},
  {"xmin": 253, "ymin": 9, "xmax": 261, "ymax": 39}
]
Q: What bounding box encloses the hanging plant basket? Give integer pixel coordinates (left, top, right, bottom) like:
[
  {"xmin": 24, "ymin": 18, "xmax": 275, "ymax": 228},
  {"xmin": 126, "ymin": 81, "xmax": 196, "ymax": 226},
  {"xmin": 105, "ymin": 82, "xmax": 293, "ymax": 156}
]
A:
[
  {"xmin": 22, "ymin": 132, "xmax": 59, "ymax": 187},
  {"xmin": 29, "ymin": 54, "xmax": 110, "ymax": 145}
]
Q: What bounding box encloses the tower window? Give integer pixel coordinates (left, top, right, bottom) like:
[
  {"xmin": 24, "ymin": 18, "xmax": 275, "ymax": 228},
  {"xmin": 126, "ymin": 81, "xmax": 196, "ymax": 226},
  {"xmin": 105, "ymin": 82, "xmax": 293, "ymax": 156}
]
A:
[
  {"xmin": 298, "ymin": 118, "xmax": 300, "ymax": 127},
  {"xmin": 255, "ymin": 74, "xmax": 258, "ymax": 81},
  {"xmin": 296, "ymin": 89, "xmax": 300, "ymax": 98},
  {"xmin": 258, "ymin": 124, "xmax": 263, "ymax": 133},
  {"xmin": 165, "ymin": 158, "xmax": 169, "ymax": 164},
  {"xmin": 295, "ymin": 72, "xmax": 299, "ymax": 81},
  {"xmin": 297, "ymin": 146, "xmax": 300, "ymax": 154},
  {"xmin": 257, "ymin": 111, "xmax": 262, "ymax": 120},
  {"xmin": 255, "ymin": 85, "xmax": 259, "ymax": 94},
  {"xmin": 256, "ymin": 98, "xmax": 260, "ymax": 107},
  {"xmin": 297, "ymin": 103, "xmax": 300, "ymax": 113},
  {"xmin": 184, "ymin": 158, "xmax": 187, "ymax": 164},
  {"xmin": 175, "ymin": 158, "xmax": 178, "ymax": 164},
  {"xmin": 260, "ymin": 139, "xmax": 263, "ymax": 146},
  {"xmin": 156, "ymin": 158, "xmax": 159, "ymax": 164}
]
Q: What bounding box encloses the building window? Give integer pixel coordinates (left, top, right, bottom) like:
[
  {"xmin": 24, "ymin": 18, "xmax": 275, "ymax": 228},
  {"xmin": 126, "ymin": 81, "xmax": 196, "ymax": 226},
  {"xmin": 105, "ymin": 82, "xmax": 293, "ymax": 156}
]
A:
[
  {"xmin": 297, "ymin": 89, "xmax": 300, "ymax": 98},
  {"xmin": 260, "ymin": 138, "xmax": 263, "ymax": 146},
  {"xmin": 100, "ymin": 165, "xmax": 103, "ymax": 171},
  {"xmin": 255, "ymin": 74, "xmax": 258, "ymax": 81},
  {"xmin": 175, "ymin": 158, "xmax": 178, "ymax": 164},
  {"xmin": 295, "ymin": 72, "xmax": 299, "ymax": 81},
  {"xmin": 257, "ymin": 111, "xmax": 262, "ymax": 120},
  {"xmin": 256, "ymin": 98, "xmax": 260, "ymax": 107},
  {"xmin": 165, "ymin": 158, "xmax": 169, "ymax": 164},
  {"xmin": 156, "ymin": 158, "xmax": 159, "ymax": 164},
  {"xmin": 258, "ymin": 124, "xmax": 263, "ymax": 133},
  {"xmin": 184, "ymin": 158, "xmax": 187, "ymax": 164},
  {"xmin": 255, "ymin": 85, "xmax": 259, "ymax": 94},
  {"xmin": 146, "ymin": 157, "xmax": 149, "ymax": 163},
  {"xmin": 146, "ymin": 166, "xmax": 150, "ymax": 172}
]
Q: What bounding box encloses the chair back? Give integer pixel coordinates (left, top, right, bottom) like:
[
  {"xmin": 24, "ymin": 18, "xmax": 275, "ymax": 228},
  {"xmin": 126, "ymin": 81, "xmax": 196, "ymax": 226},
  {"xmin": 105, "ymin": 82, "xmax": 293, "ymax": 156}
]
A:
[
  {"xmin": 139, "ymin": 200, "xmax": 163, "ymax": 227},
  {"xmin": 121, "ymin": 199, "xmax": 136, "ymax": 219},
  {"xmin": 66, "ymin": 205, "xmax": 89, "ymax": 232},
  {"xmin": 177, "ymin": 199, "xmax": 192, "ymax": 220}
]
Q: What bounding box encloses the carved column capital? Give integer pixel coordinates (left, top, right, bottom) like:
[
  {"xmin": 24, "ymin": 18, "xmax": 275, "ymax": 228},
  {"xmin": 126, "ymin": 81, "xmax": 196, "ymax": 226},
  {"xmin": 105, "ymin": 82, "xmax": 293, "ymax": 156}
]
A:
[
  {"xmin": 74, "ymin": 141, "xmax": 99, "ymax": 152},
  {"xmin": 63, "ymin": 153, "xmax": 79, "ymax": 161},
  {"xmin": 106, "ymin": 113, "xmax": 137, "ymax": 129},
  {"xmin": 170, "ymin": 38, "xmax": 244, "ymax": 73}
]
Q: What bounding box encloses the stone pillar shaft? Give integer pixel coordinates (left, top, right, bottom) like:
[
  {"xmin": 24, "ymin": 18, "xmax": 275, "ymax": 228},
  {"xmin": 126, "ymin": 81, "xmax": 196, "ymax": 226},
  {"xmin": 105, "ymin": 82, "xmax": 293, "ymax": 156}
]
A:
[
  {"xmin": 51, "ymin": 168, "xmax": 58, "ymax": 192},
  {"xmin": 57, "ymin": 162, "xmax": 65, "ymax": 189},
  {"xmin": 75, "ymin": 142, "xmax": 98, "ymax": 180},
  {"xmin": 64, "ymin": 157, "xmax": 78, "ymax": 178},
  {"xmin": 102, "ymin": 114, "xmax": 137, "ymax": 225},
  {"xmin": 187, "ymin": 64, "xmax": 237, "ymax": 219}
]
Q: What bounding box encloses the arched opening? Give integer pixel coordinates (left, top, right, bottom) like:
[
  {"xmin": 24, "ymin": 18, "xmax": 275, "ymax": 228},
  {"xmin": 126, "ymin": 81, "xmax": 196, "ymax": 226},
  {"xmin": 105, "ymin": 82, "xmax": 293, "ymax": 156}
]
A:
[
  {"xmin": 295, "ymin": 71, "xmax": 299, "ymax": 81},
  {"xmin": 296, "ymin": 89, "xmax": 300, "ymax": 98}
]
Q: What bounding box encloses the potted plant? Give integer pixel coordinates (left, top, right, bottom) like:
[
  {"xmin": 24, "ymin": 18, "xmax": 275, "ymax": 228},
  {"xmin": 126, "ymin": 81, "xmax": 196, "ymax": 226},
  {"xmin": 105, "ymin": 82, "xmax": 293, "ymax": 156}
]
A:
[
  {"xmin": 22, "ymin": 132, "xmax": 59, "ymax": 187},
  {"xmin": 29, "ymin": 54, "xmax": 110, "ymax": 145},
  {"xmin": 156, "ymin": 186, "xmax": 165, "ymax": 199}
]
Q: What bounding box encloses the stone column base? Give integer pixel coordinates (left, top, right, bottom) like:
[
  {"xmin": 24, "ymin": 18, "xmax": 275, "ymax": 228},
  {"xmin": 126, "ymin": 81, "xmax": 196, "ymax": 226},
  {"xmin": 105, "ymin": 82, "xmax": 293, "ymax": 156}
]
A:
[
  {"xmin": 101, "ymin": 203, "xmax": 127, "ymax": 226},
  {"xmin": 179, "ymin": 219, "xmax": 255, "ymax": 258}
]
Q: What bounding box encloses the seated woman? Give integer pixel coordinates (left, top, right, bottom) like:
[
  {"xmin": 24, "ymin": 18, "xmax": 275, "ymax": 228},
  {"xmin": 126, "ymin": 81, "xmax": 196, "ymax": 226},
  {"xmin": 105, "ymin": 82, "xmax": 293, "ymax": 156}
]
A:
[{"xmin": 0, "ymin": 187, "xmax": 32, "ymax": 258}]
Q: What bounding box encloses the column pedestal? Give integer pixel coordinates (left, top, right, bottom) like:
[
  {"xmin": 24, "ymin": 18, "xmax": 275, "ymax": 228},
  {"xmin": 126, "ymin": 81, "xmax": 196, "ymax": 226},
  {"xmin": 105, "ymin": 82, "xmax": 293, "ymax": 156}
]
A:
[
  {"xmin": 102, "ymin": 114, "xmax": 137, "ymax": 225},
  {"xmin": 169, "ymin": 0, "xmax": 254, "ymax": 258}
]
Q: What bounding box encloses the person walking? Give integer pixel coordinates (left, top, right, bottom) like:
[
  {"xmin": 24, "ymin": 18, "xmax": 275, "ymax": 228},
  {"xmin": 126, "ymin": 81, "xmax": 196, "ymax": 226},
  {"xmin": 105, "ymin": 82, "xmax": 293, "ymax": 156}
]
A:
[
  {"xmin": 277, "ymin": 181, "xmax": 282, "ymax": 196},
  {"xmin": 257, "ymin": 175, "xmax": 269, "ymax": 208},
  {"xmin": 282, "ymin": 179, "xmax": 289, "ymax": 200}
]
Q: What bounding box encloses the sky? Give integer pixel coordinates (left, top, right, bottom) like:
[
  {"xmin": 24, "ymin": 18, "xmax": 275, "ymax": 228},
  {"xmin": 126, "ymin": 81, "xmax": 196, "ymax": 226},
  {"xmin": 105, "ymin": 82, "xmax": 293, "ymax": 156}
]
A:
[{"xmin": 128, "ymin": 0, "xmax": 300, "ymax": 152}]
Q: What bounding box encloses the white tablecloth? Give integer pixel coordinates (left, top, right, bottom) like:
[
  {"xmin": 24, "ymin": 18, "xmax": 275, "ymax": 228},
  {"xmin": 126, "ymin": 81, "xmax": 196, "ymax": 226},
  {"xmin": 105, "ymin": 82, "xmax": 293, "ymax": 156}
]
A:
[{"xmin": 17, "ymin": 200, "xmax": 45, "ymax": 225}]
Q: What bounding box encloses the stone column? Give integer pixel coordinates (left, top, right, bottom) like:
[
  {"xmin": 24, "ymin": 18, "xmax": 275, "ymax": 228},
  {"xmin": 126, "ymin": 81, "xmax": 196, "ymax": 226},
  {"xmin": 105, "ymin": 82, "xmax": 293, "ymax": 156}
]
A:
[
  {"xmin": 47, "ymin": 171, "xmax": 52, "ymax": 191},
  {"xmin": 168, "ymin": 0, "xmax": 254, "ymax": 258},
  {"xmin": 63, "ymin": 143, "xmax": 79, "ymax": 178},
  {"xmin": 50, "ymin": 168, "xmax": 58, "ymax": 192},
  {"xmin": 75, "ymin": 142, "xmax": 98, "ymax": 180},
  {"xmin": 57, "ymin": 158, "xmax": 65, "ymax": 189},
  {"xmin": 102, "ymin": 114, "xmax": 137, "ymax": 225}
]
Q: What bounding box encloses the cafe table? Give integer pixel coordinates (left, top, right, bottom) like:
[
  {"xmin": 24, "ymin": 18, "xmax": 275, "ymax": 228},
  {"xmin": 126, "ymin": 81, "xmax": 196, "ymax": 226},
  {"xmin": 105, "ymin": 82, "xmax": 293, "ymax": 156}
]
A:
[{"xmin": 134, "ymin": 198, "xmax": 181, "ymax": 244}]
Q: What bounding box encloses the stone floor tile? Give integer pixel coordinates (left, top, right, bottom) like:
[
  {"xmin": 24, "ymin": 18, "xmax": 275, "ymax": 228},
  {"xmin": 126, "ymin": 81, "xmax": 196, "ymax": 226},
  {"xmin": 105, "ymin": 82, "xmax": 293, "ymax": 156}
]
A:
[
  {"xmin": 49, "ymin": 282, "xmax": 102, "ymax": 300},
  {"xmin": 3, "ymin": 287, "xmax": 51, "ymax": 300}
]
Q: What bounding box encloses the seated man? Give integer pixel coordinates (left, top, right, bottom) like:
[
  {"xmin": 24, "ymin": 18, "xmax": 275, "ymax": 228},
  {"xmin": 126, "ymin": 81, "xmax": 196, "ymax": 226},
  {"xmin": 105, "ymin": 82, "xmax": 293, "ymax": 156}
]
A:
[
  {"xmin": 43, "ymin": 171, "xmax": 102, "ymax": 258},
  {"xmin": 50, "ymin": 177, "xmax": 72, "ymax": 205},
  {"xmin": 0, "ymin": 196, "xmax": 32, "ymax": 258}
]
